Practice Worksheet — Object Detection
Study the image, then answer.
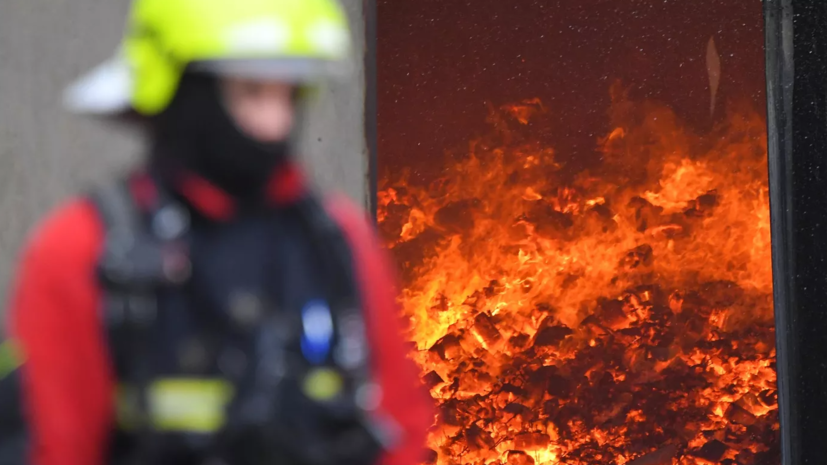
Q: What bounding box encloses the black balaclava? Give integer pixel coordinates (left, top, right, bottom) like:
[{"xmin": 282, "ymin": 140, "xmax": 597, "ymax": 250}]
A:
[{"xmin": 149, "ymin": 72, "xmax": 294, "ymax": 201}]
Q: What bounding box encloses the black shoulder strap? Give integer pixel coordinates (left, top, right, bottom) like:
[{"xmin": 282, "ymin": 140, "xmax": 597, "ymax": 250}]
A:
[
  {"xmin": 90, "ymin": 180, "xmax": 147, "ymax": 292},
  {"xmin": 87, "ymin": 174, "xmax": 193, "ymax": 358},
  {"xmin": 89, "ymin": 180, "xmax": 142, "ymax": 248},
  {"xmin": 88, "ymin": 177, "xmax": 190, "ymax": 464},
  {"xmin": 90, "ymin": 178, "xmax": 191, "ymax": 293}
]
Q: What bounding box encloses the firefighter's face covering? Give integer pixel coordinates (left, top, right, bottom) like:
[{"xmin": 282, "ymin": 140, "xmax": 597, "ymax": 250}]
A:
[{"xmin": 150, "ymin": 73, "xmax": 299, "ymax": 199}]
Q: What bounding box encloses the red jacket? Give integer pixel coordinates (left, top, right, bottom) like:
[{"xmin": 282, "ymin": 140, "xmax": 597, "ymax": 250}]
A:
[{"xmin": 6, "ymin": 166, "xmax": 433, "ymax": 465}]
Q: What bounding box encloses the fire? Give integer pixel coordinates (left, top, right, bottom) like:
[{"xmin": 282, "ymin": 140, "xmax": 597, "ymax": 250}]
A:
[{"xmin": 378, "ymin": 86, "xmax": 778, "ymax": 465}]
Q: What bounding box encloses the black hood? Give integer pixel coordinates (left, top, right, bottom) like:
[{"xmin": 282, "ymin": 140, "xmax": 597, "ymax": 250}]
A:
[{"xmin": 148, "ymin": 72, "xmax": 293, "ymax": 201}]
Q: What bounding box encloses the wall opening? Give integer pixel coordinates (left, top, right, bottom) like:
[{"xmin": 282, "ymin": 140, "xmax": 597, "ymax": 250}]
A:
[{"xmin": 377, "ymin": 2, "xmax": 778, "ymax": 463}]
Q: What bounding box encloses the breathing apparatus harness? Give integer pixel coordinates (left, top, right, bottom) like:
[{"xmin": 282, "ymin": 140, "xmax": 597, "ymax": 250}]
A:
[{"xmin": 90, "ymin": 177, "xmax": 399, "ymax": 465}]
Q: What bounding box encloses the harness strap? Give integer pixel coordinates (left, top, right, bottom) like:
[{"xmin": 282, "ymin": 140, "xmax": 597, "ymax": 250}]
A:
[{"xmin": 89, "ymin": 177, "xmax": 190, "ymax": 465}]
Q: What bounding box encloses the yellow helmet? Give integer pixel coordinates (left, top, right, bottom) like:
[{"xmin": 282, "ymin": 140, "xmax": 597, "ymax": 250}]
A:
[{"xmin": 64, "ymin": 0, "xmax": 352, "ymax": 115}]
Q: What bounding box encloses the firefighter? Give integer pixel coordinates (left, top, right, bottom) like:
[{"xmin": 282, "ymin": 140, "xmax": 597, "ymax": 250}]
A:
[{"xmin": 3, "ymin": 0, "xmax": 433, "ymax": 464}]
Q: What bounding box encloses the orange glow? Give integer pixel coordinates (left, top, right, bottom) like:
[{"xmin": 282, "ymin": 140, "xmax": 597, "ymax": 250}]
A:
[{"xmin": 379, "ymin": 86, "xmax": 777, "ymax": 464}]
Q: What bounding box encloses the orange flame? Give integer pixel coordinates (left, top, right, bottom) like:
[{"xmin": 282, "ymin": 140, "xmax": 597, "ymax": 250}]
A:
[{"xmin": 379, "ymin": 90, "xmax": 777, "ymax": 465}]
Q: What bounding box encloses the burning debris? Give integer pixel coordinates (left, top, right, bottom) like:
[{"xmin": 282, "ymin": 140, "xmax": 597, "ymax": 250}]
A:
[{"xmin": 379, "ymin": 91, "xmax": 777, "ymax": 465}]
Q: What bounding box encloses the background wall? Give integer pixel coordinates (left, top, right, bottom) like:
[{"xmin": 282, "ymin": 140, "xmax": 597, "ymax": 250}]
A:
[
  {"xmin": 0, "ymin": 0, "xmax": 367, "ymax": 305},
  {"xmin": 377, "ymin": 0, "xmax": 765, "ymax": 186}
]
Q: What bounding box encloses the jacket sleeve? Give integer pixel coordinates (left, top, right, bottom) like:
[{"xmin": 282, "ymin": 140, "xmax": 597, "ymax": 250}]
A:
[
  {"xmin": 6, "ymin": 199, "xmax": 115, "ymax": 465},
  {"xmin": 326, "ymin": 196, "xmax": 435, "ymax": 465}
]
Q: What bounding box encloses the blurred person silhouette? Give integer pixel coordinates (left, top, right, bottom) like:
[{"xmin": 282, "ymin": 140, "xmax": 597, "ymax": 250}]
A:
[{"xmin": 0, "ymin": 0, "xmax": 433, "ymax": 464}]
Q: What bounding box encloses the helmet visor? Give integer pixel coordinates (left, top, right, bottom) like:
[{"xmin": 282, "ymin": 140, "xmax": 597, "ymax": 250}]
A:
[{"xmin": 190, "ymin": 57, "xmax": 350, "ymax": 83}]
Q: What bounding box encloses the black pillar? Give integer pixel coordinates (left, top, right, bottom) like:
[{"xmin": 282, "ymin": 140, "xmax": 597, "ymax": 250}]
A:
[{"xmin": 765, "ymin": 1, "xmax": 827, "ymax": 463}]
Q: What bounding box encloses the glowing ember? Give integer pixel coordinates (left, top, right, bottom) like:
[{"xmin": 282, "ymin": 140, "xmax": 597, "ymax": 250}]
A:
[{"xmin": 378, "ymin": 85, "xmax": 778, "ymax": 465}]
